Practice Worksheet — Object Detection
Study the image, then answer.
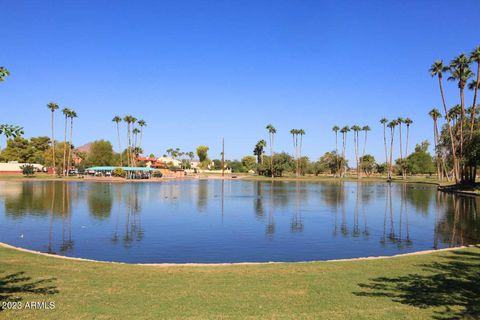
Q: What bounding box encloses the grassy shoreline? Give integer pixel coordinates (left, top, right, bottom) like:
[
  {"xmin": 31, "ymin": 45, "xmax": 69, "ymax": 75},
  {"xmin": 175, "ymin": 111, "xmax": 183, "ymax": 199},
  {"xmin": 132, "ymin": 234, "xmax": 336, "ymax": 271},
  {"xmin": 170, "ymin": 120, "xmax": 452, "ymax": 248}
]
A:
[
  {"xmin": 1, "ymin": 173, "xmax": 478, "ymax": 196},
  {"xmin": 1, "ymin": 243, "xmax": 478, "ymax": 319}
]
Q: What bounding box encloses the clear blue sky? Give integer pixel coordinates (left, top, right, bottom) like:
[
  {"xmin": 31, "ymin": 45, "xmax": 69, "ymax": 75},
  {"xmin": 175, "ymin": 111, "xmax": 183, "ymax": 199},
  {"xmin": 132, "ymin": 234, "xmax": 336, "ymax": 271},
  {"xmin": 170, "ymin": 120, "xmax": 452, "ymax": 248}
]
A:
[{"xmin": 1, "ymin": 0, "xmax": 479, "ymax": 163}]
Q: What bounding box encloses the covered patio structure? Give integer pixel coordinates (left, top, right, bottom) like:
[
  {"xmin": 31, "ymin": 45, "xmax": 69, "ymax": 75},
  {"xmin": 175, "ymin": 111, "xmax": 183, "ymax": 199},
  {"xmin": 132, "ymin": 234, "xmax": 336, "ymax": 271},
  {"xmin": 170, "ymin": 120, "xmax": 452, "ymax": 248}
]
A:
[{"xmin": 85, "ymin": 166, "xmax": 157, "ymax": 179}]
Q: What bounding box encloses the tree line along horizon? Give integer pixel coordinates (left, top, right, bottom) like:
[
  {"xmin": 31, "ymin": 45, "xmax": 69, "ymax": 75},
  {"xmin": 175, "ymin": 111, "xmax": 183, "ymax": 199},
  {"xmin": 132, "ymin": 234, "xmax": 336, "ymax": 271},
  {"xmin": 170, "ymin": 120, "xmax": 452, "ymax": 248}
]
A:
[{"xmin": 0, "ymin": 44, "xmax": 479, "ymax": 182}]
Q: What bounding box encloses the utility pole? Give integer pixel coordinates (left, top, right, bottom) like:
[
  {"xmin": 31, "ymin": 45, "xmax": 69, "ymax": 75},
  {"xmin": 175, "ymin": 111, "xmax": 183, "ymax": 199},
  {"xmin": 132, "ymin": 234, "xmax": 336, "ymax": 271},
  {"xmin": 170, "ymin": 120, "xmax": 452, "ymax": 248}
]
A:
[{"xmin": 221, "ymin": 138, "xmax": 225, "ymax": 177}]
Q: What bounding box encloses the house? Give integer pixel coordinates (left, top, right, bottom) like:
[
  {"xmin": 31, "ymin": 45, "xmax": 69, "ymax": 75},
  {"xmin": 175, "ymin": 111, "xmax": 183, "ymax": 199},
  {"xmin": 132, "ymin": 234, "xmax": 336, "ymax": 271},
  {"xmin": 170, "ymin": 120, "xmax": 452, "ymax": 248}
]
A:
[{"xmin": 0, "ymin": 162, "xmax": 44, "ymax": 174}]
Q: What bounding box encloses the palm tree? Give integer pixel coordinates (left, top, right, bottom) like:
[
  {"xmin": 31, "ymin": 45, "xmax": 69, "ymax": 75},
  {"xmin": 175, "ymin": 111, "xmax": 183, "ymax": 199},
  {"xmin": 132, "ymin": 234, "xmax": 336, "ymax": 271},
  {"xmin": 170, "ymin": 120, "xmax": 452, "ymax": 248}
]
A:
[
  {"xmin": 404, "ymin": 118, "xmax": 412, "ymax": 157},
  {"xmin": 47, "ymin": 102, "xmax": 59, "ymax": 174},
  {"xmin": 351, "ymin": 125, "xmax": 361, "ymax": 179},
  {"xmin": 290, "ymin": 129, "xmax": 299, "ymax": 176},
  {"xmin": 130, "ymin": 117, "xmax": 137, "ymax": 166},
  {"xmin": 137, "ymin": 119, "xmax": 146, "ymax": 149},
  {"xmin": 112, "ymin": 116, "xmax": 123, "ymax": 166},
  {"xmin": 340, "ymin": 126, "xmax": 350, "ymax": 177},
  {"xmin": 253, "ymin": 140, "xmax": 266, "ymax": 164},
  {"xmin": 469, "ymin": 46, "xmax": 480, "ymax": 138},
  {"xmin": 123, "ymin": 115, "xmax": 135, "ymax": 167},
  {"xmin": 266, "ymin": 124, "xmax": 276, "ymax": 178},
  {"xmin": 0, "ymin": 67, "xmax": 10, "ymax": 82},
  {"xmin": 448, "ymin": 54, "xmax": 473, "ymax": 157},
  {"xmin": 66, "ymin": 110, "xmax": 77, "ymax": 175},
  {"xmin": 360, "ymin": 125, "xmax": 371, "ymax": 178},
  {"xmin": 429, "ymin": 109, "xmax": 442, "ymax": 180},
  {"xmin": 61, "ymin": 107, "xmax": 71, "ymax": 176},
  {"xmin": 332, "ymin": 125, "xmax": 340, "ymax": 176},
  {"xmin": 430, "ymin": 60, "xmax": 458, "ymax": 183},
  {"xmin": 298, "ymin": 129, "xmax": 305, "ymax": 176},
  {"xmin": 380, "ymin": 118, "xmax": 388, "ymax": 176},
  {"xmin": 387, "ymin": 120, "xmax": 397, "ymax": 180}
]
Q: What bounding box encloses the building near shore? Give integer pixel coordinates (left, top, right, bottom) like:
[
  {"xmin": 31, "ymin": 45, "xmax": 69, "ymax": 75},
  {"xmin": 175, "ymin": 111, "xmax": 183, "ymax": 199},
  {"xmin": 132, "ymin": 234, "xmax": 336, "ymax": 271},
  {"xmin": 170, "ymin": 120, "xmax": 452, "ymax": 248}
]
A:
[{"xmin": 0, "ymin": 162, "xmax": 44, "ymax": 174}]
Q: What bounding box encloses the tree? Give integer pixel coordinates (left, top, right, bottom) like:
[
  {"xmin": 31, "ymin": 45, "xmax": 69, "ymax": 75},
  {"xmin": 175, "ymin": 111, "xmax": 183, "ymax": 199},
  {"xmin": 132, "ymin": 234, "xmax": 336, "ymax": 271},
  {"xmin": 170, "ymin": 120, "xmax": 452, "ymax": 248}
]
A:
[
  {"xmin": 66, "ymin": 110, "xmax": 77, "ymax": 174},
  {"xmin": 266, "ymin": 124, "xmax": 277, "ymax": 178},
  {"xmin": 404, "ymin": 141, "xmax": 435, "ymax": 175},
  {"xmin": 196, "ymin": 145, "xmax": 209, "ymax": 162},
  {"xmin": 469, "ymin": 46, "xmax": 480, "ymax": 138},
  {"xmin": 361, "ymin": 125, "xmax": 371, "ymax": 178},
  {"xmin": 137, "ymin": 120, "xmax": 146, "ymax": 149},
  {"xmin": 290, "ymin": 129, "xmax": 300, "ymax": 176},
  {"xmin": 0, "ymin": 66, "xmax": 10, "ymax": 82},
  {"xmin": 84, "ymin": 140, "xmax": 115, "ymax": 167},
  {"xmin": 112, "ymin": 116, "xmax": 123, "ymax": 166},
  {"xmin": 1, "ymin": 137, "xmax": 34, "ymax": 163},
  {"xmin": 314, "ymin": 151, "xmax": 346, "ymax": 175},
  {"xmin": 387, "ymin": 120, "xmax": 397, "ymax": 179},
  {"xmin": 20, "ymin": 164, "xmax": 35, "ymax": 177},
  {"xmin": 430, "ymin": 60, "xmax": 458, "ymax": 182},
  {"xmin": 47, "ymin": 102, "xmax": 59, "ymax": 173},
  {"xmin": 340, "ymin": 126, "xmax": 350, "ymax": 177},
  {"xmin": 332, "ymin": 125, "xmax": 340, "ymax": 175},
  {"xmin": 298, "ymin": 129, "xmax": 305, "ymax": 176},
  {"xmin": 448, "ymin": 54, "xmax": 473, "ymax": 160},
  {"xmin": 253, "ymin": 139, "xmax": 266, "ymax": 164},
  {"xmin": 61, "ymin": 107, "xmax": 71, "ymax": 176},
  {"xmin": 359, "ymin": 154, "xmax": 376, "ymax": 176},
  {"xmin": 429, "ymin": 108, "xmax": 443, "ymax": 180},
  {"xmin": 380, "ymin": 118, "xmax": 388, "ymax": 176},
  {"xmin": 241, "ymin": 155, "xmax": 257, "ymax": 172},
  {"xmin": 258, "ymin": 152, "xmax": 294, "ymax": 177},
  {"xmin": 464, "ymin": 130, "xmax": 479, "ymax": 182},
  {"xmin": 351, "ymin": 125, "xmax": 361, "ymax": 179}
]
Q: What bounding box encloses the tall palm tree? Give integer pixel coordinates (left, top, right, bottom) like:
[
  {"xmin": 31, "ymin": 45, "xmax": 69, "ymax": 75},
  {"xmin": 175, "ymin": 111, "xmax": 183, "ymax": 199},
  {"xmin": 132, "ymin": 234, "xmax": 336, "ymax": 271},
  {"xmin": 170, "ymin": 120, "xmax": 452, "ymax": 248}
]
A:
[
  {"xmin": 133, "ymin": 128, "xmax": 140, "ymax": 151},
  {"xmin": 0, "ymin": 66, "xmax": 10, "ymax": 82},
  {"xmin": 112, "ymin": 116, "xmax": 123, "ymax": 166},
  {"xmin": 387, "ymin": 120, "xmax": 397, "ymax": 180},
  {"xmin": 429, "ymin": 109, "xmax": 442, "ymax": 180},
  {"xmin": 380, "ymin": 118, "xmax": 388, "ymax": 176},
  {"xmin": 469, "ymin": 46, "xmax": 480, "ymax": 138},
  {"xmin": 397, "ymin": 117, "xmax": 404, "ymax": 160},
  {"xmin": 137, "ymin": 119, "xmax": 146, "ymax": 149},
  {"xmin": 47, "ymin": 102, "xmax": 59, "ymax": 174},
  {"xmin": 253, "ymin": 140, "xmax": 266, "ymax": 164},
  {"xmin": 66, "ymin": 110, "xmax": 77, "ymax": 175},
  {"xmin": 332, "ymin": 125, "xmax": 340, "ymax": 176},
  {"xmin": 298, "ymin": 129, "xmax": 305, "ymax": 176},
  {"xmin": 360, "ymin": 125, "xmax": 370, "ymax": 178},
  {"xmin": 430, "ymin": 60, "xmax": 458, "ymax": 183},
  {"xmin": 266, "ymin": 124, "xmax": 276, "ymax": 178},
  {"xmin": 403, "ymin": 117, "xmax": 413, "ymax": 179},
  {"xmin": 123, "ymin": 115, "xmax": 134, "ymax": 167},
  {"xmin": 290, "ymin": 129, "xmax": 299, "ymax": 176},
  {"xmin": 130, "ymin": 117, "xmax": 137, "ymax": 166},
  {"xmin": 448, "ymin": 54, "xmax": 473, "ymax": 158},
  {"xmin": 61, "ymin": 107, "xmax": 71, "ymax": 176},
  {"xmin": 340, "ymin": 126, "xmax": 350, "ymax": 177},
  {"xmin": 351, "ymin": 125, "xmax": 361, "ymax": 179}
]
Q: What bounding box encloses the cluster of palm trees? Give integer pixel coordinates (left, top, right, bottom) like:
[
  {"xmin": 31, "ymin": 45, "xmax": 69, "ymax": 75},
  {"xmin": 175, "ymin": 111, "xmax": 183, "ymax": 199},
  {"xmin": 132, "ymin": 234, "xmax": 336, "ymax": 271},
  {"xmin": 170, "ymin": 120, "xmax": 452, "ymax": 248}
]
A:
[
  {"xmin": 164, "ymin": 148, "xmax": 195, "ymax": 161},
  {"xmin": 429, "ymin": 45, "xmax": 480, "ymax": 183},
  {"xmin": 112, "ymin": 116, "xmax": 146, "ymax": 167},
  {"xmin": 332, "ymin": 125, "xmax": 371, "ymax": 178},
  {"xmin": 379, "ymin": 117, "xmax": 413, "ymax": 180},
  {"xmin": 290, "ymin": 129, "xmax": 305, "ymax": 177},
  {"xmin": 46, "ymin": 102, "xmax": 78, "ymax": 175}
]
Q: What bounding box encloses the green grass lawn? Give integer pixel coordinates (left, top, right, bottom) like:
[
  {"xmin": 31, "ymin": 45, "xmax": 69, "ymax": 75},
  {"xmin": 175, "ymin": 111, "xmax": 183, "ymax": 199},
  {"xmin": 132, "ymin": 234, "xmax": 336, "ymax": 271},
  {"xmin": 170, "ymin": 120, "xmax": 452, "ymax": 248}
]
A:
[{"xmin": 1, "ymin": 245, "xmax": 479, "ymax": 319}]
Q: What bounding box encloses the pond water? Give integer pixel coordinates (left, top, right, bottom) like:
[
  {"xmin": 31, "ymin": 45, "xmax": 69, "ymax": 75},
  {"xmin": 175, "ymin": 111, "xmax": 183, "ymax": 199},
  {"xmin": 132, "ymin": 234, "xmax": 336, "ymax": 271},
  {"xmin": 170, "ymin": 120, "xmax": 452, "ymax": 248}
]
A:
[{"xmin": 0, "ymin": 180, "xmax": 478, "ymax": 263}]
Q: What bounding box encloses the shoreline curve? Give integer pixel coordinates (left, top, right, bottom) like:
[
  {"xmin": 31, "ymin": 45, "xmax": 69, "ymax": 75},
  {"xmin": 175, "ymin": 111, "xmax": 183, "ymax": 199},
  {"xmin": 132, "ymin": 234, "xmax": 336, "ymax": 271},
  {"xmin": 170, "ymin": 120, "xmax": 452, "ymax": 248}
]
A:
[{"xmin": 0, "ymin": 241, "xmax": 474, "ymax": 267}]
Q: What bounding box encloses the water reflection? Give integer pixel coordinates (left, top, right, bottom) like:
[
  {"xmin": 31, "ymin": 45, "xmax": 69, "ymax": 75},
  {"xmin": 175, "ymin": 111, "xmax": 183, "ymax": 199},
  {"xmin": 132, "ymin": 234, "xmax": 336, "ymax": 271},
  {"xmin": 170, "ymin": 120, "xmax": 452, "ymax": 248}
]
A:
[{"xmin": 0, "ymin": 180, "xmax": 478, "ymax": 263}]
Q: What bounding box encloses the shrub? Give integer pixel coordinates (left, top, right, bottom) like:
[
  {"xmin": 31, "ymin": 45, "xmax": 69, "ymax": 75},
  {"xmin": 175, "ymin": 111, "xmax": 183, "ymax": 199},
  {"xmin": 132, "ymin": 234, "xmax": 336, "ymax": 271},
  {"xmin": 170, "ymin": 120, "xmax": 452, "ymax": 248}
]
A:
[
  {"xmin": 153, "ymin": 171, "xmax": 163, "ymax": 178},
  {"xmin": 112, "ymin": 167, "xmax": 126, "ymax": 178},
  {"xmin": 20, "ymin": 164, "xmax": 35, "ymax": 177}
]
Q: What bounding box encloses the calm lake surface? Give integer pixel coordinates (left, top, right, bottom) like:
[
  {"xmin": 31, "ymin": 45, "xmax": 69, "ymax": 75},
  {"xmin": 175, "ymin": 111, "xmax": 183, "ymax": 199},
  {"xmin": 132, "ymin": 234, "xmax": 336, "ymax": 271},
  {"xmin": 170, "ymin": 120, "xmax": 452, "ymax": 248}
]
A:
[{"xmin": 0, "ymin": 180, "xmax": 478, "ymax": 263}]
